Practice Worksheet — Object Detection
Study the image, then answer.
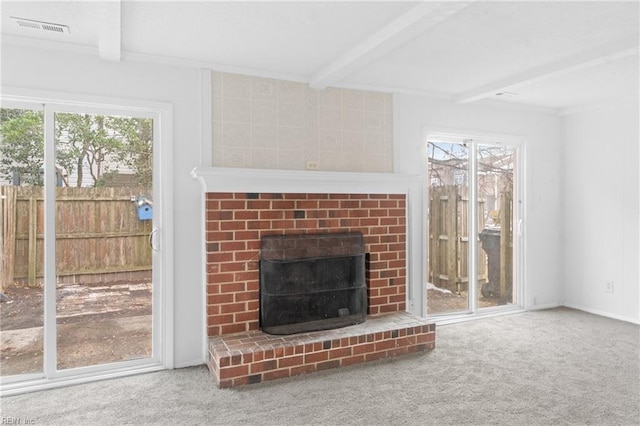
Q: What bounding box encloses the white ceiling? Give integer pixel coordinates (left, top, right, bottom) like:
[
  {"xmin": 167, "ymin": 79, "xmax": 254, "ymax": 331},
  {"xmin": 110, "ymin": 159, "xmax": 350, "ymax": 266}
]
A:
[{"xmin": 1, "ymin": 1, "xmax": 638, "ymax": 113}]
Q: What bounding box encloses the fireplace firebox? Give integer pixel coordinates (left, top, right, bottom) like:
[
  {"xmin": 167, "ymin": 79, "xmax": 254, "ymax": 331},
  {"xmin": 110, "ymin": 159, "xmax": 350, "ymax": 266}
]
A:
[{"xmin": 259, "ymin": 232, "xmax": 367, "ymax": 335}]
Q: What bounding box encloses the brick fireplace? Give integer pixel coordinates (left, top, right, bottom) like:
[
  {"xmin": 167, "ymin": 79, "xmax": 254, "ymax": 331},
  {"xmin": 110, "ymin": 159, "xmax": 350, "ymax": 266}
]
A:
[{"xmin": 194, "ymin": 167, "xmax": 435, "ymax": 388}]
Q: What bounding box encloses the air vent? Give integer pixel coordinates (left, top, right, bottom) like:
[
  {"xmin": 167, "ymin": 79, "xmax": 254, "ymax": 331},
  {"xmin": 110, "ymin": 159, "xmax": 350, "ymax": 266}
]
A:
[{"xmin": 11, "ymin": 16, "xmax": 69, "ymax": 34}]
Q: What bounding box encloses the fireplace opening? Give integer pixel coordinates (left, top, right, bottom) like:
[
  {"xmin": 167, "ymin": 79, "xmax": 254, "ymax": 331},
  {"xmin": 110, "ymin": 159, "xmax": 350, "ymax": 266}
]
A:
[{"xmin": 259, "ymin": 232, "xmax": 367, "ymax": 335}]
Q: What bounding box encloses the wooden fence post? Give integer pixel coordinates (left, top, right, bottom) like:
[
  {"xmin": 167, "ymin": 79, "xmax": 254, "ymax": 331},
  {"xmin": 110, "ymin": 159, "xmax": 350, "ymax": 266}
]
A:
[
  {"xmin": 446, "ymin": 185, "xmax": 458, "ymax": 293},
  {"xmin": 28, "ymin": 194, "xmax": 37, "ymax": 286},
  {"xmin": 1, "ymin": 186, "xmax": 17, "ymax": 290},
  {"xmin": 499, "ymin": 191, "xmax": 513, "ymax": 300},
  {"xmin": 428, "ymin": 188, "xmax": 437, "ymax": 286}
]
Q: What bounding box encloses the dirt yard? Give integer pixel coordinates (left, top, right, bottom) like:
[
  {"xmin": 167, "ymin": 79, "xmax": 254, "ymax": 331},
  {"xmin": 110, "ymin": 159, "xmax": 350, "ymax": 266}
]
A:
[
  {"xmin": 427, "ymin": 286, "xmax": 501, "ymax": 315},
  {"xmin": 0, "ymin": 280, "xmax": 152, "ymax": 377}
]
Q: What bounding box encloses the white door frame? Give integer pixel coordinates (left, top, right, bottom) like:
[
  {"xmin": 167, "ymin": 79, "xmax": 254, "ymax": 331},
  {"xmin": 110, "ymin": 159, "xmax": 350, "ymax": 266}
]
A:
[
  {"xmin": 0, "ymin": 87, "xmax": 174, "ymax": 396},
  {"xmin": 425, "ymin": 128, "xmax": 526, "ymax": 321}
]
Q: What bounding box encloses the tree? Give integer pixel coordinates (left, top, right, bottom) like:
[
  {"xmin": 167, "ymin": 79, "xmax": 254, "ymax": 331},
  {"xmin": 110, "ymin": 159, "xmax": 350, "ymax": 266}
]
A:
[
  {"xmin": 0, "ymin": 109, "xmax": 44, "ymax": 185},
  {"xmin": 1, "ymin": 108, "xmax": 153, "ymax": 187},
  {"xmin": 55, "ymin": 113, "xmax": 125, "ymax": 187},
  {"xmin": 106, "ymin": 117, "xmax": 153, "ymax": 187}
]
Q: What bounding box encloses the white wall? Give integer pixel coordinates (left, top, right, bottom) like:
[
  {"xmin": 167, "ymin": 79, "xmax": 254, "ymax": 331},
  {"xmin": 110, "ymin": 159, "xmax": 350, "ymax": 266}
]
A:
[
  {"xmin": 394, "ymin": 95, "xmax": 564, "ymax": 309},
  {"xmin": 563, "ymin": 98, "xmax": 639, "ymax": 323},
  {"xmin": 1, "ymin": 44, "xmax": 206, "ymax": 367}
]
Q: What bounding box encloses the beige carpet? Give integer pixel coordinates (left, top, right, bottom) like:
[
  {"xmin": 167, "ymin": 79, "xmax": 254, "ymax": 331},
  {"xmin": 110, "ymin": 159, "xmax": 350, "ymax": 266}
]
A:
[{"xmin": 2, "ymin": 307, "xmax": 639, "ymax": 425}]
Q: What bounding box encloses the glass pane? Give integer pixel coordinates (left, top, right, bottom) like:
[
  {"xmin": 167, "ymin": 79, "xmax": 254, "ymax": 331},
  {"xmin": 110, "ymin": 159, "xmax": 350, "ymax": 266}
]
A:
[
  {"xmin": 54, "ymin": 112, "xmax": 153, "ymax": 370},
  {"xmin": 477, "ymin": 144, "xmax": 516, "ymax": 308},
  {"xmin": 427, "ymin": 141, "xmax": 470, "ymax": 315},
  {"xmin": 0, "ymin": 108, "xmax": 45, "ymax": 376}
]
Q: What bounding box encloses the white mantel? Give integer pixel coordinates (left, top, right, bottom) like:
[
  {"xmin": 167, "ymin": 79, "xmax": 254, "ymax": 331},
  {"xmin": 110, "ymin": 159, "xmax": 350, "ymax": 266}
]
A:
[
  {"xmin": 191, "ymin": 166, "xmax": 422, "ymax": 196},
  {"xmin": 191, "ymin": 166, "xmax": 428, "ymax": 318}
]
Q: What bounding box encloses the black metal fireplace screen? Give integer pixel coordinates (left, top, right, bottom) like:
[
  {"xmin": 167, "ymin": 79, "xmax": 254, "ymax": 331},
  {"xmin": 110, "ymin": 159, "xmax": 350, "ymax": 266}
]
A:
[{"xmin": 259, "ymin": 232, "xmax": 367, "ymax": 335}]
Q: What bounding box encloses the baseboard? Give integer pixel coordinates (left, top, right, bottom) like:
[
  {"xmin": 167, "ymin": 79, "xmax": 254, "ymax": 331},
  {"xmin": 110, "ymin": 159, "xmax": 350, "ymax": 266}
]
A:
[
  {"xmin": 526, "ymin": 302, "xmax": 561, "ymax": 311},
  {"xmin": 561, "ymin": 303, "xmax": 640, "ymax": 325},
  {"xmin": 173, "ymin": 358, "xmax": 207, "ymax": 369}
]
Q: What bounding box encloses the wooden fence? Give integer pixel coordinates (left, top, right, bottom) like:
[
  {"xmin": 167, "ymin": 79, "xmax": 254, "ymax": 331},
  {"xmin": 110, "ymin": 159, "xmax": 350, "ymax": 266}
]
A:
[
  {"xmin": 1, "ymin": 186, "xmax": 152, "ymax": 289},
  {"xmin": 428, "ymin": 185, "xmax": 513, "ymax": 295}
]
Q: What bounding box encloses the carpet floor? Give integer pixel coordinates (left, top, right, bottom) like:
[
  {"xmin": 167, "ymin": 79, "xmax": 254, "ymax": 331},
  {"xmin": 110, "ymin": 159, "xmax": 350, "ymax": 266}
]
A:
[{"xmin": 2, "ymin": 307, "xmax": 639, "ymax": 425}]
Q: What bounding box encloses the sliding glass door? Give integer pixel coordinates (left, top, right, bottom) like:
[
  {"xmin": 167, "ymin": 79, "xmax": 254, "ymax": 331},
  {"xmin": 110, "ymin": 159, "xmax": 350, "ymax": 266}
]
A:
[
  {"xmin": 426, "ymin": 134, "xmax": 522, "ymax": 317},
  {"xmin": 476, "ymin": 143, "xmax": 517, "ymax": 308},
  {"xmin": 1, "ymin": 96, "xmax": 168, "ymax": 393},
  {"xmin": 53, "ymin": 110, "xmax": 154, "ymax": 371}
]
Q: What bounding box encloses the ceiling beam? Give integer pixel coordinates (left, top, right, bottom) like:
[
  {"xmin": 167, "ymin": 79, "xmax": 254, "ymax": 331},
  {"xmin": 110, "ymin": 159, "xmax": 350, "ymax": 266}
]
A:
[
  {"xmin": 98, "ymin": 0, "xmax": 121, "ymax": 62},
  {"xmin": 309, "ymin": 1, "xmax": 475, "ymax": 90},
  {"xmin": 454, "ymin": 36, "xmax": 639, "ymax": 104}
]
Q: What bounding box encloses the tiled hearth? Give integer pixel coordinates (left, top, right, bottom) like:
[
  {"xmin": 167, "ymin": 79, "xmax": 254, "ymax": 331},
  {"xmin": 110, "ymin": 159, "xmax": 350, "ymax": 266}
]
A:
[{"xmin": 194, "ymin": 167, "xmax": 434, "ymax": 388}]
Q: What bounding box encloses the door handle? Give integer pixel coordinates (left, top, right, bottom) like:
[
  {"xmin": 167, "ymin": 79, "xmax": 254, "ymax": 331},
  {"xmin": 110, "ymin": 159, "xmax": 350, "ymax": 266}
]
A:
[{"xmin": 149, "ymin": 228, "xmax": 159, "ymax": 252}]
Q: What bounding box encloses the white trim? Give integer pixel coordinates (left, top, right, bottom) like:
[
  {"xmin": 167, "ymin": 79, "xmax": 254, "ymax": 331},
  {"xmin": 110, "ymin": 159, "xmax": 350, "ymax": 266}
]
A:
[
  {"xmin": 0, "ymin": 99, "xmax": 44, "ymax": 111},
  {"xmin": 414, "ymin": 174, "xmax": 428, "ymax": 317},
  {"xmin": 196, "ymin": 69, "xmax": 213, "ymax": 362},
  {"xmin": 515, "ymin": 138, "xmax": 527, "ymax": 317},
  {"xmin": 155, "ymin": 104, "xmax": 175, "ymax": 370},
  {"xmin": 561, "ymin": 304, "xmax": 640, "ymax": 325},
  {"xmin": 191, "ymin": 166, "xmax": 426, "ymax": 318},
  {"xmin": 123, "ymin": 51, "xmax": 310, "ymax": 84},
  {"xmin": 200, "ymin": 190, "xmax": 209, "ymax": 364},
  {"xmin": 468, "ymin": 139, "xmax": 479, "ymax": 313},
  {"xmin": 1, "ymin": 35, "xmax": 311, "ymax": 84},
  {"xmin": 43, "ymin": 106, "xmax": 57, "ymax": 377},
  {"xmin": 527, "ymin": 302, "xmax": 561, "ymax": 311},
  {"xmin": 0, "ymin": 88, "xmax": 175, "ymax": 393},
  {"xmin": 1, "ymin": 34, "xmax": 98, "ymax": 57},
  {"xmin": 426, "ymin": 127, "xmax": 527, "ymax": 146},
  {"xmin": 191, "ymin": 166, "xmax": 422, "ymax": 195},
  {"xmin": 1, "ymin": 86, "xmax": 166, "ymax": 114},
  {"xmin": 1, "ymin": 364, "xmax": 164, "ymax": 397},
  {"xmin": 332, "ymin": 81, "xmax": 446, "ymax": 98},
  {"xmin": 174, "ymin": 358, "xmax": 208, "ymax": 369},
  {"xmin": 30, "ymin": 357, "xmax": 157, "ymax": 382}
]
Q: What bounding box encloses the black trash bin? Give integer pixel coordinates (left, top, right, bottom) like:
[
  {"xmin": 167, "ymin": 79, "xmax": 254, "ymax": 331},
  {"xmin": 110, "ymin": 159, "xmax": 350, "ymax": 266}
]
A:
[{"xmin": 479, "ymin": 227, "xmax": 501, "ymax": 298}]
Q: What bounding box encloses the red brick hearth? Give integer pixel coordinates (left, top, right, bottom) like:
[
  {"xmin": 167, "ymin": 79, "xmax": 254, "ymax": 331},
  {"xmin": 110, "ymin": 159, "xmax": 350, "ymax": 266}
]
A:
[
  {"xmin": 204, "ymin": 191, "xmax": 435, "ymax": 388},
  {"xmin": 208, "ymin": 312, "xmax": 435, "ymax": 388}
]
